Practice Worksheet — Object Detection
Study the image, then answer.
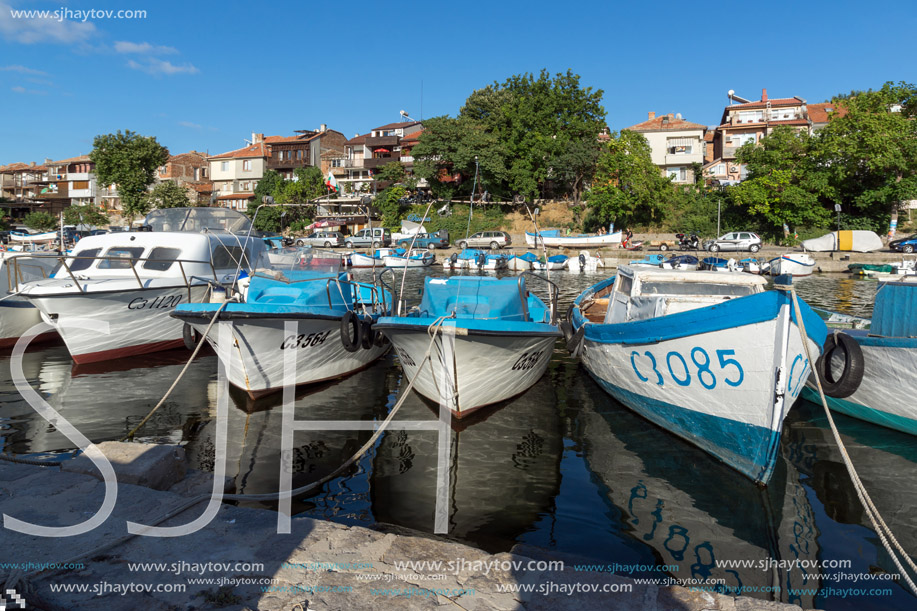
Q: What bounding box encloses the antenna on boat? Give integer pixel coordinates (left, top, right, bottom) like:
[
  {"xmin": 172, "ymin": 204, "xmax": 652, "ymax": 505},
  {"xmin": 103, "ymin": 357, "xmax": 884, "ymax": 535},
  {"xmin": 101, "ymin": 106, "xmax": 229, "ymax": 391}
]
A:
[
  {"xmin": 523, "ymin": 200, "xmax": 550, "ymax": 281},
  {"xmin": 465, "ymin": 156, "xmax": 479, "ymax": 240}
]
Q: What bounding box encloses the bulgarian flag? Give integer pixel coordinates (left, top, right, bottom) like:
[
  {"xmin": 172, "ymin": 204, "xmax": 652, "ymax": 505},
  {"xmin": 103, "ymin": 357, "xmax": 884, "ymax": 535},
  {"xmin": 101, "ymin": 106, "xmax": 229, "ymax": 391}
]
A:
[{"xmin": 325, "ymin": 171, "xmax": 340, "ymax": 194}]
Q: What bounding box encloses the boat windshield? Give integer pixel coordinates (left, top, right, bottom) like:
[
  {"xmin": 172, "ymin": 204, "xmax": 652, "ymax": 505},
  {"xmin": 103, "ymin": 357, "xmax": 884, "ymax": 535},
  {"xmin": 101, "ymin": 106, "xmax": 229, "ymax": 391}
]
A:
[
  {"xmin": 640, "ymin": 281, "xmax": 756, "ymax": 297},
  {"xmin": 143, "ymin": 207, "xmax": 252, "ymax": 233},
  {"xmin": 258, "ymin": 246, "xmax": 343, "ymax": 276}
]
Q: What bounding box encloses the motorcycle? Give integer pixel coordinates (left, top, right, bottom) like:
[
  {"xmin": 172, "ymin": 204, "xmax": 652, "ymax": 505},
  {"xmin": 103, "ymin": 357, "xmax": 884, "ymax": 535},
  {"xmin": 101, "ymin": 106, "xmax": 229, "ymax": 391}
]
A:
[{"xmin": 675, "ymin": 232, "xmax": 701, "ymax": 251}]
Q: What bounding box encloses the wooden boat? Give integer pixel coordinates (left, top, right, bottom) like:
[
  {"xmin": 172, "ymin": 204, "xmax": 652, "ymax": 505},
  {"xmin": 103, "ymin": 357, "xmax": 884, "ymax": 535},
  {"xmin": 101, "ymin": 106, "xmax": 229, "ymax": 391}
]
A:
[
  {"xmin": 375, "ymin": 275, "xmax": 561, "ymax": 417},
  {"xmin": 173, "ymin": 264, "xmax": 391, "ymax": 398},
  {"xmin": 802, "ymin": 280, "xmax": 916, "ymax": 435},
  {"xmin": 568, "ymin": 266, "xmax": 827, "ymax": 483},
  {"xmin": 525, "ymin": 228, "xmax": 622, "ymax": 248}
]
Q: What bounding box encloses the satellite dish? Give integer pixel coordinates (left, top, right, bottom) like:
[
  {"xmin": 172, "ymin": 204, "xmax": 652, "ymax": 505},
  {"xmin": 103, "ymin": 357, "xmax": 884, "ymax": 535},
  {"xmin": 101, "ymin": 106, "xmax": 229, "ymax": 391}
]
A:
[{"xmin": 728, "ymin": 89, "xmax": 735, "ymax": 97}]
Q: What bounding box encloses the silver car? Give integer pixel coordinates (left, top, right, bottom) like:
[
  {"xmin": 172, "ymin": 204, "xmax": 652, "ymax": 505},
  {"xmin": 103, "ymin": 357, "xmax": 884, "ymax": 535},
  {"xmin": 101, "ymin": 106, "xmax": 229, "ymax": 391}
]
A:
[
  {"xmin": 706, "ymin": 231, "xmax": 762, "ymax": 253},
  {"xmin": 455, "ymin": 231, "xmax": 512, "ymax": 250},
  {"xmin": 295, "ymin": 231, "xmax": 344, "ymax": 248}
]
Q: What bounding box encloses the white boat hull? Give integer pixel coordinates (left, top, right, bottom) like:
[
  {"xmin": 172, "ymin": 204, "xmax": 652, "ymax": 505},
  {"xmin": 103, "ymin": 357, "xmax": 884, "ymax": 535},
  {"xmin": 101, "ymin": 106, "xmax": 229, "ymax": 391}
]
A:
[
  {"xmin": 566, "ymin": 254, "xmax": 605, "ymax": 273},
  {"xmin": 505, "ymin": 257, "xmax": 532, "ymax": 271},
  {"xmin": 350, "ymin": 253, "xmax": 384, "ymax": 268},
  {"xmin": 769, "ymin": 254, "xmax": 815, "ymax": 277},
  {"xmin": 382, "ymin": 255, "xmax": 434, "ymax": 268},
  {"xmin": 526, "ymin": 231, "xmax": 622, "ymax": 248},
  {"xmin": 26, "ymin": 283, "xmax": 209, "ymax": 363},
  {"xmin": 385, "ymin": 328, "xmax": 556, "ymax": 416},
  {"xmin": 187, "ymin": 317, "xmax": 388, "ymax": 397},
  {"xmin": 582, "ymin": 306, "xmax": 818, "ymax": 482}
]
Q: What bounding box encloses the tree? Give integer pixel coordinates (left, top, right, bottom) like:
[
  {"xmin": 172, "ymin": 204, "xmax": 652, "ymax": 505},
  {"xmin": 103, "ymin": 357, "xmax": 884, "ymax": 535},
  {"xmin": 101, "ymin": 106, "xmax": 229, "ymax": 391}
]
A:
[
  {"xmin": 63, "ymin": 204, "xmax": 110, "ymax": 228},
  {"xmin": 730, "ymin": 126, "xmax": 831, "ymax": 235},
  {"xmin": 253, "ymin": 169, "xmax": 284, "ymax": 204},
  {"xmin": 376, "ymin": 185, "xmax": 408, "ymax": 229},
  {"xmin": 145, "ymin": 180, "xmax": 191, "ymax": 209},
  {"xmin": 585, "ymin": 130, "xmax": 672, "ymax": 229},
  {"xmin": 813, "ymin": 81, "xmax": 917, "ymax": 229},
  {"xmin": 375, "ymin": 161, "xmax": 406, "ymax": 184},
  {"xmin": 23, "ymin": 211, "xmax": 58, "ymax": 232},
  {"xmin": 90, "ymin": 130, "xmax": 169, "ymax": 222}
]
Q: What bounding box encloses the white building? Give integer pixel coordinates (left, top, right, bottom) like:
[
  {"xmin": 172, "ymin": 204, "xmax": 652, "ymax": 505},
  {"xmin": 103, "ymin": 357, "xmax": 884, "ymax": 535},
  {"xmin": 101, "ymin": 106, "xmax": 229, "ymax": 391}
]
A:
[{"xmin": 623, "ymin": 112, "xmax": 706, "ymax": 184}]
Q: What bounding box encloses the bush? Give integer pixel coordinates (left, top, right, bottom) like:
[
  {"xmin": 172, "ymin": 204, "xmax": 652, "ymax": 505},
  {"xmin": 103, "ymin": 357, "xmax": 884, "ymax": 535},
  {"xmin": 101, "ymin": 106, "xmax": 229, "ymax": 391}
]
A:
[{"xmin": 23, "ymin": 211, "xmax": 58, "ymax": 232}]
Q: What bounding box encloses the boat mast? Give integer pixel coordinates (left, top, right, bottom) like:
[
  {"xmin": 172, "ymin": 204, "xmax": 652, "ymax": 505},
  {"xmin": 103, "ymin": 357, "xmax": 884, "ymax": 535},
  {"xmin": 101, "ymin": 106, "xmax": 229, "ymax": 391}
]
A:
[{"xmin": 464, "ymin": 156, "xmax": 479, "ymax": 241}]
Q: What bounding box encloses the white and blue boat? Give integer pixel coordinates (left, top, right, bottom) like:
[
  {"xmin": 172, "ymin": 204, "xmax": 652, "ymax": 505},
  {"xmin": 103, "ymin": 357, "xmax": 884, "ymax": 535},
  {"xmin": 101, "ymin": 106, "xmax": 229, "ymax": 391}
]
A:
[
  {"xmin": 172, "ymin": 257, "xmax": 391, "ymax": 398},
  {"xmin": 802, "ymin": 280, "xmax": 916, "ymax": 435},
  {"xmin": 375, "ymin": 275, "xmax": 561, "ymax": 417},
  {"xmin": 383, "ymin": 248, "xmax": 434, "ymax": 268},
  {"xmin": 568, "ymin": 266, "xmax": 827, "ymax": 483},
  {"xmin": 660, "ymin": 254, "xmax": 699, "ymax": 270},
  {"xmin": 768, "ymin": 253, "xmax": 815, "ymax": 277},
  {"xmin": 543, "ymin": 254, "xmax": 569, "ymax": 271},
  {"xmin": 525, "ymin": 228, "xmax": 622, "ymax": 248}
]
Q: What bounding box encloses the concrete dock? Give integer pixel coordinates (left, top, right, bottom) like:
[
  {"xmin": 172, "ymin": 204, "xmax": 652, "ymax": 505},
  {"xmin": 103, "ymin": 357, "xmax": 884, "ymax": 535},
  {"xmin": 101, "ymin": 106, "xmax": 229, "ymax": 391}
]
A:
[{"xmin": 0, "ymin": 442, "xmax": 814, "ymax": 610}]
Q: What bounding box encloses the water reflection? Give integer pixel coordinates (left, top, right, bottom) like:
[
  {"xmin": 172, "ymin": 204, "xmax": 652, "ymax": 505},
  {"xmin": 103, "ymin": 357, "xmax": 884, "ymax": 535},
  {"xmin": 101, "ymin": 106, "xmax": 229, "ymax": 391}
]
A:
[{"xmin": 0, "ymin": 271, "xmax": 913, "ymax": 609}]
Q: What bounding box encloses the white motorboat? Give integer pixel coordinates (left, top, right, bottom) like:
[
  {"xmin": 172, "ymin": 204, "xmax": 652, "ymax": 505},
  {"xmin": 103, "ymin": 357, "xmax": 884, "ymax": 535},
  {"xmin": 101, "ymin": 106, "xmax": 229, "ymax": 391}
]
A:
[
  {"xmin": 768, "ymin": 254, "xmax": 816, "ymax": 277},
  {"xmin": 0, "ymin": 252, "xmax": 59, "ymax": 347},
  {"xmin": 565, "ymin": 250, "xmax": 605, "ymax": 273},
  {"xmin": 526, "ymin": 229, "xmax": 622, "ymax": 248},
  {"xmin": 383, "ymin": 249, "xmax": 434, "ymax": 268},
  {"xmin": 17, "ymin": 208, "xmax": 263, "ymax": 364}
]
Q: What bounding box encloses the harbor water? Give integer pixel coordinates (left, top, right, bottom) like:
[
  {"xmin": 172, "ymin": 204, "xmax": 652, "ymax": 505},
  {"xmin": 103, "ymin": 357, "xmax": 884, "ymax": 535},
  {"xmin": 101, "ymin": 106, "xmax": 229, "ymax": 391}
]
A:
[{"xmin": 1, "ymin": 270, "xmax": 913, "ymax": 610}]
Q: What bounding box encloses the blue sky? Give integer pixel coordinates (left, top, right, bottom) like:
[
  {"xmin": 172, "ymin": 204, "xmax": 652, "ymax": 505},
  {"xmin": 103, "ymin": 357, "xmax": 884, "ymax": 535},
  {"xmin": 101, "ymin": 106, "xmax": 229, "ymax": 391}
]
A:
[{"xmin": 1, "ymin": 0, "xmax": 914, "ymax": 164}]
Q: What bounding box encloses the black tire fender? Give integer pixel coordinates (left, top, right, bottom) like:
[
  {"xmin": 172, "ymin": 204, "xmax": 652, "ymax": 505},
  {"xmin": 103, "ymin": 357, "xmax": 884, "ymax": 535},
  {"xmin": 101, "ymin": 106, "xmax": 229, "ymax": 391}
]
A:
[
  {"xmin": 361, "ymin": 319, "xmax": 375, "ymax": 350},
  {"xmin": 559, "ymin": 321, "xmax": 574, "ymax": 344},
  {"xmin": 340, "ymin": 311, "xmax": 362, "ymax": 353},
  {"xmin": 182, "ymin": 323, "xmax": 200, "ymax": 351},
  {"xmin": 567, "ymin": 325, "xmax": 585, "ymax": 357},
  {"xmin": 815, "ymin": 333, "xmax": 865, "ymax": 399}
]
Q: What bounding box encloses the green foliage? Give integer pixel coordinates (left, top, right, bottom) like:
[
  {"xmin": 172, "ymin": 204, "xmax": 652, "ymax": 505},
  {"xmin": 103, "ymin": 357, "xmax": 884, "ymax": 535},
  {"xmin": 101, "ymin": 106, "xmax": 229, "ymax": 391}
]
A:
[
  {"xmin": 145, "ymin": 180, "xmax": 190, "ymax": 209},
  {"xmin": 375, "ymin": 161, "xmax": 406, "ymax": 184},
  {"xmin": 585, "ymin": 130, "xmax": 673, "ymax": 229},
  {"xmin": 23, "ymin": 211, "xmax": 58, "ymax": 232},
  {"xmin": 730, "ymin": 127, "xmax": 831, "ymax": 237},
  {"xmin": 63, "ymin": 204, "xmax": 110, "ymax": 228},
  {"xmin": 90, "ymin": 130, "xmax": 169, "ymax": 221},
  {"xmin": 815, "ymin": 81, "xmax": 917, "ymax": 223},
  {"xmin": 417, "ymin": 203, "xmax": 507, "ymax": 238},
  {"xmin": 375, "ymin": 185, "xmax": 409, "ymax": 229},
  {"xmin": 415, "ymin": 69, "xmax": 605, "ymax": 202},
  {"xmin": 246, "ymin": 167, "xmax": 320, "ymax": 232},
  {"xmin": 254, "ymin": 169, "xmax": 284, "ymax": 204}
]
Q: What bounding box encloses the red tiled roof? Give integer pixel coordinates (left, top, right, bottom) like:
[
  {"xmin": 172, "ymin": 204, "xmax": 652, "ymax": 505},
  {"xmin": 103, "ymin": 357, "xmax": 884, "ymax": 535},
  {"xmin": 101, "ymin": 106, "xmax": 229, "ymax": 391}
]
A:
[
  {"xmin": 209, "ymin": 143, "xmax": 267, "ymax": 160},
  {"xmin": 704, "ymin": 132, "xmax": 715, "ymax": 142},
  {"xmin": 624, "ymin": 115, "xmax": 706, "ymax": 132},
  {"xmin": 401, "ymin": 129, "xmax": 424, "ymax": 143},
  {"xmin": 49, "ymin": 154, "xmax": 91, "ymax": 165},
  {"xmin": 216, "ymin": 192, "xmax": 254, "ymax": 200},
  {"xmin": 808, "ymin": 102, "xmax": 848, "ymax": 124},
  {"xmin": 168, "ymin": 151, "xmax": 207, "ymax": 163},
  {"xmin": 345, "ymin": 133, "xmax": 369, "ymax": 146},
  {"xmin": 372, "ymin": 120, "xmax": 422, "ymax": 131},
  {"xmin": 1, "ymin": 162, "xmax": 46, "ymax": 173}
]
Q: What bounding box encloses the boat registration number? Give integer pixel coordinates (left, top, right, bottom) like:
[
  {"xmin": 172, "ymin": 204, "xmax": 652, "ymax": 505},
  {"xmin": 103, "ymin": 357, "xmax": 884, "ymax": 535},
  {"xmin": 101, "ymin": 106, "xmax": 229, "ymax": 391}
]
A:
[
  {"xmin": 280, "ymin": 330, "xmax": 331, "ymax": 350},
  {"xmin": 629, "ymin": 347, "xmax": 744, "ymax": 390},
  {"xmin": 512, "ymin": 350, "xmax": 545, "ymax": 371}
]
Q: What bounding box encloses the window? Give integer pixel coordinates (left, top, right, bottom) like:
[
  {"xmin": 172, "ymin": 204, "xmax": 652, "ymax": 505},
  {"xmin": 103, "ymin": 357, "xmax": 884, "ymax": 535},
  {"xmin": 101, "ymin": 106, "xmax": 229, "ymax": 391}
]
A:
[
  {"xmin": 728, "ymin": 133, "xmax": 756, "ymax": 147},
  {"xmin": 243, "ymin": 160, "xmax": 251, "ymax": 171},
  {"xmin": 707, "ymin": 163, "xmax": 725, "ymax": 175},
  {"xmin": 99, "ymin": 247, "xmax": 145, "ymax": 269},
  {"xmin": 69, "ymin": 248, "xmax": 101, "ymax": 272},
  {"xmin": 158, "ymin": 166, "xmax": 167, "ymax": 175},
  {"xmin": 667, "ymin": 167, "xmax": 687, "ymax": 182},
  {"xmin": 297, "ymin": 150, "xmax": 303, "ymax": 160},
  {"xmin": 221, "ymin": 161, "xmax": 228, "ymax": 171},
  {"xmin": 143, "ymin": 247, "xmax": 181, "ymax": 271},
  {"xmin": 212, "ymin": 245, "xmax": 249, "ymax": 269},
  {"xmin": 615, "ymin": 275, "xmax": 633, "ymax": 297},
  {"xmin": 641, "ymin": 282, "xmax": 755, "ymax": 297},
  {"xmin": 737, "ymin": 110, "xmax": 763, "ymax": 123},
  {"xmin": 666, "ymin": 138, "xmax": 694, "ymax": 155}
]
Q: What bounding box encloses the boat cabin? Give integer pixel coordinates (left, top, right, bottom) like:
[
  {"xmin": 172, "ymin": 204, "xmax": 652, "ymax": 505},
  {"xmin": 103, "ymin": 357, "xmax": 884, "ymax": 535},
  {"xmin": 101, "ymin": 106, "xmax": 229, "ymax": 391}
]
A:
[{"xmin": 585, "ymin": 266, "xmax": 767, "ymax": 324}]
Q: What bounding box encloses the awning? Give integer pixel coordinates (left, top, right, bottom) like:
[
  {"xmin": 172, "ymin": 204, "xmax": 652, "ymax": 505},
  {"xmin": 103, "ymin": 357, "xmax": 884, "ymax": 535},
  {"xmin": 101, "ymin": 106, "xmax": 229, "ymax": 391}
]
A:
[{"xmin": 374, "ymin": 148, "xmax": 391, "ymax": 154}]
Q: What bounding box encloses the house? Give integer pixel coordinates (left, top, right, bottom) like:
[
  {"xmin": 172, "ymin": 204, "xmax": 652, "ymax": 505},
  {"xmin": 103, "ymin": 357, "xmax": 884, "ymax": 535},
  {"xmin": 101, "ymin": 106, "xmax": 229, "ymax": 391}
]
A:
[
  {"xmin": 807, "ymin": 102, "xmax": 848, "ymax": 132},
  {"xmin": 208, "ymin": 127, "xmax": 347, "ymax": 210},
  {"xmin": 0, "ymin": 162, "xmax": 48, "ymax": 218},
  {"xmin": 623, "ymin": 112, "xmax": 706, "ymax": 183},
  {"xmin": 157, "ymin": 151, "xmax": 212, "ymax": 204},
  {"xmin": 707, "ymin": 89, "xmax": 810, "ymax": 184}
]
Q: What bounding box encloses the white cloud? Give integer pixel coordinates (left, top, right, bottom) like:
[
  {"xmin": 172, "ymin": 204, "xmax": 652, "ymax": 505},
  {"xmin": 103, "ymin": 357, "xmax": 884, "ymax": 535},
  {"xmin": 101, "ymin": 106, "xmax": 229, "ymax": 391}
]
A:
[
  {"xmin": 0, "ymin": 64, "xmax": 48, "ymax": 75},
  {"xmin": 127, "ymin": 58, "xmax": 199, "ymax": 76},
  {"xmin": 114, "ymin": 40, "xmax": 178, "ymax": 55},
  {"xmin": 0, "ymin": 2, "xmax": 96, "ymax": 44},
  {"xmin": 11, "ymin": 85, "xmax": 47, "ymax": 95}
]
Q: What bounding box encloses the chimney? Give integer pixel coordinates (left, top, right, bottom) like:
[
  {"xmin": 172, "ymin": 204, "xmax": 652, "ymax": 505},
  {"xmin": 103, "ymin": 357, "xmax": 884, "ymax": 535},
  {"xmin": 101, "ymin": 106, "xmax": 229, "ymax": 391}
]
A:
[
  {"xmin": 44, "ymin": 158, "xmax": 52, "ymax": 164},
  {"xmin": 319, "ymin": 124, "xmax": 327, "ymax": 132},
  {"xmin": 762, "ymin": 88, "xmax": 768, "ymax": 102},
  {"xmin": 30, "ymin": 161, "xmax": 35, "ymax": 167},
  {"xmin": 668, "ymin": 113, "xmax": 674, "ymax": 120},
  {"xmin": 648, "ymin": 111, "xmax": 656, "ymax": 120},
  {"xmin": 252, "ymin": 132, "xmax": 264, "ymax": 144}
]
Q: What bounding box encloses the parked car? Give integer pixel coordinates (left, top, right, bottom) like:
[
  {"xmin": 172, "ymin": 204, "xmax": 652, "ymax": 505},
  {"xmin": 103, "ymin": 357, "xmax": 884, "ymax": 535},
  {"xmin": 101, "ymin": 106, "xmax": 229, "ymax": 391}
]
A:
[
  {"xmin": 0, "ymin": 231, "xmax": 9, "ymax": 245},
  {"xmin": 397, "ymin": 230, "xmax": 449, "ymax": 250},
  {"xmin": 456, "ymin": 231, "xmax": 512, "ymax": 250},
  {"xmin": 890, "ymin": 233, "xmax": 917, "ymax": 253},
  {"xmin": 295, "ymin": 231, "xmax": 344, "ymax": 248},
  {"xmin": 705, "ymin": 231, "xmax": 762, "ymax": 253},
  {"xmin": 344, "ymin": 227, "xmax": 391, "ymax": 248}
]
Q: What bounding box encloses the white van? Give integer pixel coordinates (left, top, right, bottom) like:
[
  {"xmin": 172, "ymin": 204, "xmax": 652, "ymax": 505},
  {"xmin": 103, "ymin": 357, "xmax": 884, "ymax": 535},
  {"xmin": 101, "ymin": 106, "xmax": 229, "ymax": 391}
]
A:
[{"xmin": 345, "ymin": 227, "xmax": 391, "ymax": 248}]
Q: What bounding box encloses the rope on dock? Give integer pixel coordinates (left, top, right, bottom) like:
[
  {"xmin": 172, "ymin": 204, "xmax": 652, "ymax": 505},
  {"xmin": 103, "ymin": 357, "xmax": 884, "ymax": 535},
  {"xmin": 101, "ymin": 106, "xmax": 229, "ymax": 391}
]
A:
[
  {"xmin": 789, "ymin": 287, "xmax": 917, "ymax": 596},
  {"xmin": 122, "ymin": 298, "xmax": 232, "ymax": 441}
]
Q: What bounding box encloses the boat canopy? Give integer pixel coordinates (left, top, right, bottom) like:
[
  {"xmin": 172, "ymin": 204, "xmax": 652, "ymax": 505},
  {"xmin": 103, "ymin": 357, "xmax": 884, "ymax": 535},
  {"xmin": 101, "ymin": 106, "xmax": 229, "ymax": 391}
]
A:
[
  {"xmin": 872, "ymin": 281, "xmax": 917, "ymax": 337},
  {"xmin": 801, "ymin": 230, "xmax": 883, "ymax": 252},
  {"xmin": 418, "ymin": 276, "xmax": 527, "ymax": 321},
  {"xmin": 143, "ymin": 207, "xmax": 253, "ymax": 233},
  {"xmin": 246, "ymin": 270, "xmax": 352, "ymax": 309}
]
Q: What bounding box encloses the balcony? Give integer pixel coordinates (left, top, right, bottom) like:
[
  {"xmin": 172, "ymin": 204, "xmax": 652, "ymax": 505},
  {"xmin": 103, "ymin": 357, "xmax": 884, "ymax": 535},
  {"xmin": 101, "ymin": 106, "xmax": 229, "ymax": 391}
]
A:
[
  {"xmin": 364, "ymin": 136, "xmax": 400, "ymax": 148},
  {"xmin": 363, "ymin": 156, "xmax": 400, "ymax": 170},
  {"xmin": 67, "ymin": 172, "xmax": 90, "ymax": 181},
  {"xmin": 723, "ymin": 146, "xmax": 741, "ymax": 159},
  {"xmin": 266, "ymin": 156, "xmax": 312, "ymax": 171}
]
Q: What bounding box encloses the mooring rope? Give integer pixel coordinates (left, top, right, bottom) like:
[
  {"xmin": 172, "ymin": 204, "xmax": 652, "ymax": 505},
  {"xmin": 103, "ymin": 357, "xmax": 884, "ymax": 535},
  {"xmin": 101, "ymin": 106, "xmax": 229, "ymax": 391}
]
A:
[{"xmin": 789, "ymin": 286, "xmax": 917, "ymax": 596}]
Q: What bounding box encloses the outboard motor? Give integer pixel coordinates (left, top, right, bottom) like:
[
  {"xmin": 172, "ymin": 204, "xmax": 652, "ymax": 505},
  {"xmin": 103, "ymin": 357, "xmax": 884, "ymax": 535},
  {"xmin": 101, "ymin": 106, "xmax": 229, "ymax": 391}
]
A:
[
  {"xmin": 476, "ymin": 252, "xmax": 487, "ymax": 269},
  {"xmin": 578, "ymin": 253, "xmax": 586, "ymax": 271}
]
